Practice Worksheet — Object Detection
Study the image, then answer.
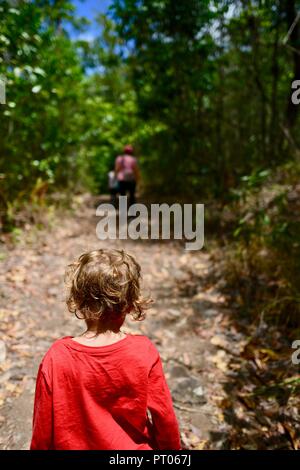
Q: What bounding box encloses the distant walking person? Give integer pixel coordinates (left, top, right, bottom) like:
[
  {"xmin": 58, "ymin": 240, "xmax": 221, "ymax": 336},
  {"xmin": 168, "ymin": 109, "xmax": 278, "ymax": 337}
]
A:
[{"xmin": 115, "ymin": 145, "xmax": 139, "ymax": 206}]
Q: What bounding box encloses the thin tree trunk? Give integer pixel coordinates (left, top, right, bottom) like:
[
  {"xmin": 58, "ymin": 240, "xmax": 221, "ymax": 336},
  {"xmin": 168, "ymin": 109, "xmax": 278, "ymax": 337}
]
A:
[
  {"xmin": 269, "ymin": 8, "xmax": 280, "ymax": 162},
  {"xmin": 284, "ymin": 0, "xmax": 300, "ymax": 130}
]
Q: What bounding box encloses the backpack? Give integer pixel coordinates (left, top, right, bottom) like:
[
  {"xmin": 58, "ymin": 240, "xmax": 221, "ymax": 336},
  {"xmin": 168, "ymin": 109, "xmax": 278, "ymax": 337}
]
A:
[{"xmin": 121, "ymin": 155, "xmax": 136, "ymax": 182}]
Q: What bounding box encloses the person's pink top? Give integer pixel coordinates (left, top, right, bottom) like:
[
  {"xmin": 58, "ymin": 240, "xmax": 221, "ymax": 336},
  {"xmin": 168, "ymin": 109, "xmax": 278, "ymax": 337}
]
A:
[
  {"xmin": 30, "ymin": 334, "xmax": 181, "ymax": 450},
  {"xmin": 116, "ymin": 154, "xmax": 137, "ymax": 181}
]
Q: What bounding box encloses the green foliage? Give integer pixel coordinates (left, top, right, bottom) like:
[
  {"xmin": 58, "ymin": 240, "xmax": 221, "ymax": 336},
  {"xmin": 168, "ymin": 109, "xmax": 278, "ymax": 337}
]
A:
[
  {"xmin": 75, "ymin": 15, "xmax": 138, "ymax": 192},
  {"xmin": 0, "ymin": 0, "xmax": 86, "ymax": 227},
  {"xmin": 1, "ymin": 0, "xmax": 299, "ymax": 210},
  {"xmin": 222, "ymin": 162, "xmax": 300, "ymax": 326},
  {"xmin": 110, "ymin": 0, "xmax": 218, "ymax": 195},
  {"xmin": 107, "ymin": 0, "xmax": 300, "ymax": 197}
]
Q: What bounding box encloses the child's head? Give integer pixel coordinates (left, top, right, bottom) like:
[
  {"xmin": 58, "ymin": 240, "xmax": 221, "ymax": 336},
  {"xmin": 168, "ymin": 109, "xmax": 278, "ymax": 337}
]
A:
[{"xmin": 65, "ymin": 249, "xmax": 151, "ymax": 332}]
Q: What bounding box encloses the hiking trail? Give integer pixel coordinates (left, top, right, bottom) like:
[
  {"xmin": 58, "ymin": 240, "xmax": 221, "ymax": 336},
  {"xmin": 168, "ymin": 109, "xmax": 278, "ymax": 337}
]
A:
[{"xmin": 0, "ymin": 196, "xmax": 233, "ymax": 449}]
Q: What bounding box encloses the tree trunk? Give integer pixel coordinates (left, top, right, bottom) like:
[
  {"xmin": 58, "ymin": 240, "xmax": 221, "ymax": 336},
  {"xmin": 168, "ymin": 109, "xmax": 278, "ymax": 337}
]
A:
[{"xmin": 284, "ymin": 0, "xmax": 300, "ymax": 130}]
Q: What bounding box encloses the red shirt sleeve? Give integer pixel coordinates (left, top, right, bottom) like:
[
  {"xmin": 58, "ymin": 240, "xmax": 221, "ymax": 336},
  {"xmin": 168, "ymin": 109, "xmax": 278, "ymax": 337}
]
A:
[
  {"xmin": 30, "ymin": 363, "xmax": 53, "ymax": 450},
  {"xmin": 147, "ymin": 346, "xmax": 181, "ymax": 450}
]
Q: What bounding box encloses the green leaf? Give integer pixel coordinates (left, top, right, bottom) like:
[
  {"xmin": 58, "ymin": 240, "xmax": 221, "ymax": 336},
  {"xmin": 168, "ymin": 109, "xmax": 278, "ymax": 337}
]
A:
[{"xmin": 32, "ymin": 85, "xmax": 42, "ymax": 94}]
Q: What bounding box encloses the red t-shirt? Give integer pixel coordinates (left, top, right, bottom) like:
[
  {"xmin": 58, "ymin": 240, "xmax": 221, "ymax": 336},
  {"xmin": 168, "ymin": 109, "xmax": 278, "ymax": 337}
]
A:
[{"xmin": 30, "ymin": 334, "xmax": 181, "ymax": 450}]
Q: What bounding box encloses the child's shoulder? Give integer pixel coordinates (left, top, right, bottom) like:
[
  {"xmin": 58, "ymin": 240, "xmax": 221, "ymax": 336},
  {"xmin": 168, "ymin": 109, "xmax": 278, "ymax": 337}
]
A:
[
  {"xmin": 48, "ymin": 336, "xmax": 72, "ymax": 351},
  {"xmin": 128, "ymin": 334, "xmax": 159, "ymax": 354},
  {"xmin": 128, "ymin": 333, "xmax": 151, "ymax": 343},
  {"xmin": 37, "ymin": 337, "xmax": 70, "ymax": 378},
  {"xmin": 40, "ymin": 336, "xmax": 71, "ymax": 363},
  {"xmin": 41, "ymin": 335, "xmax": 158, "ymax": 362}
]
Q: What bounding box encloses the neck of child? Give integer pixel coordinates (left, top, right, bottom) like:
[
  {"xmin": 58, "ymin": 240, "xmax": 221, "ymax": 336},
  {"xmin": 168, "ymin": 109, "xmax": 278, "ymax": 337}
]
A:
[
  {"xmin": 85, "ymin": 320, "xmax": 124, "ymax": 337},
  {"xmin": 73, "ymin": 322, "xmax": 126, "ymax": 346}
]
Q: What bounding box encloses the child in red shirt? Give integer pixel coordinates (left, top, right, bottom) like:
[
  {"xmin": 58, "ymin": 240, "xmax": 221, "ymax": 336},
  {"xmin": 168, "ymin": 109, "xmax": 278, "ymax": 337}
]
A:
[{"xmin": 30, "ymin": 249, "xmax": 181, "ymax": 450}]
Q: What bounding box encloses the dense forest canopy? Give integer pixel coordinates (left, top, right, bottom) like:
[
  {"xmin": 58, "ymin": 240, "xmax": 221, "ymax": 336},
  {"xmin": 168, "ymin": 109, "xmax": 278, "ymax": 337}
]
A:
[{"xmin": 1, "ymin": 0, "xmax": 299, "ymax": 206}]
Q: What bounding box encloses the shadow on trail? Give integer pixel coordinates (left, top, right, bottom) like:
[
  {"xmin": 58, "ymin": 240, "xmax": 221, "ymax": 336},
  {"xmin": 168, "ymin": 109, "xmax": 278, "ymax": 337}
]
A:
[{"xmin": 194, "ymin": 266, "xmax": 300, "ymax": 450}]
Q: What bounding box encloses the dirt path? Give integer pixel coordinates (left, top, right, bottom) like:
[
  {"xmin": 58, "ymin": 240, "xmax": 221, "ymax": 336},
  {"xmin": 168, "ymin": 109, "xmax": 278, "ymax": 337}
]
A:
[{"xmin": 0, "ymin": 196, "xmax": 231, "ymax": 450}]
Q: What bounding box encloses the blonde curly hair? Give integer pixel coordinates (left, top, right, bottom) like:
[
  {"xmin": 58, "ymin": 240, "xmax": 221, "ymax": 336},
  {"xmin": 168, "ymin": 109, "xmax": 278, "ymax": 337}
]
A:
[{"xmin": 65, "ymin": 249, "xmax": 151, "ymax": 330}]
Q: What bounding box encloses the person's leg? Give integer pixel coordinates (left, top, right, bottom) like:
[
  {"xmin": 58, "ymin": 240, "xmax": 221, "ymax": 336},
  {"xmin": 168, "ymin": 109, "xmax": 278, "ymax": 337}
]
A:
[
  {"xmin": 128, "ymin": 181, "xmax": 136, "ymax": 206},
  {"xmin": 110, "ymin": 188, "xmax": 117, "ymax": 207},
  {"xmin": 118, "ymin": 181, "xmax": 129, "ymax": 215},
  {"xmin": 118, "ymin": 181, "xmax": 126, "ymax": 196}
]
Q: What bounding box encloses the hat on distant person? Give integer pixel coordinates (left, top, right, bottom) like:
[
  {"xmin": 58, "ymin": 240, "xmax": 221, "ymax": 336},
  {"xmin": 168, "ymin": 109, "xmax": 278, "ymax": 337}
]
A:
[{"xmin": 124, "ymin": 144, "xmax": 134, "ymax": 155}]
